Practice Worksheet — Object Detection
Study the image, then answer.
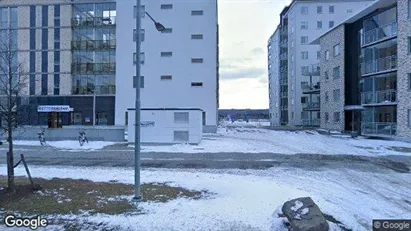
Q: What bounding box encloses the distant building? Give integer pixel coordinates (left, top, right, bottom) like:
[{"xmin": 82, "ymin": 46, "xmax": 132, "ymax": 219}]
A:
[{"xmin": 218, "ymin": 109, "xmax": 269, "ymax": 121}]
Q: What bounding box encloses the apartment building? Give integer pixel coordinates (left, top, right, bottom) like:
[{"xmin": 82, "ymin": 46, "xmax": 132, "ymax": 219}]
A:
[
  {"xmin": 312, "ymin": 0, "xmax": 411, "ymax": 139},
  {"xmin": 268, "ymin": 0, "xmax": 375, "ymax": 127},
  {"xmin": 0, "ymin": 0, "xmax": 219, "ymax": 132},
  {"xmin": 268, "ymin": 26, "xmax": 280, "ymax": 126}
]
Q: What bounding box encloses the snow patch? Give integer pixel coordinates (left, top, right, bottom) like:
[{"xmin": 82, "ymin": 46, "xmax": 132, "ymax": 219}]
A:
[
  {"xmin": 291, "ymin": 200, "xmax": 303, "ymax": 211},
  {"xmin": 13, "ymin": 140, "xmax": 118, "ymax": 151}
]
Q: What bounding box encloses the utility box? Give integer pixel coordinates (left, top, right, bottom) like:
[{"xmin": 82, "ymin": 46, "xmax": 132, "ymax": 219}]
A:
[{"xmin": 127, "ymin": 108, "xmax": 203, "ymax": 144}]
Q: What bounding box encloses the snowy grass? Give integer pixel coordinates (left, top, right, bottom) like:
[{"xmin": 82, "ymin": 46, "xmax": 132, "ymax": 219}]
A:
[
  {"xmin": 2, "ymin": 165, "xmax": 410, "ymax": 231},
  {"xmin": 13, "ymin": 140, "xmax": 118, "ymax": 151},
  {"xmin": 138, "ymin": 126, "xmax": 411, "ymax": 156}
]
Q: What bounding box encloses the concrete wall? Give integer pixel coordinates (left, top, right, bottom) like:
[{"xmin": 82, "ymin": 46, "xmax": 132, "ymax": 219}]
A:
[
  {"xmin": 396, "ymin": 0, "xmax": 411, "ymax": 139},
  {"xmin": 268, "ymin": 28, "xmax": 281, "ymax": 126},
  {"xmin": 127, "ymin": 109, "xmax": 202, "ymax": 144},
  {"xmin": 115, "ymin": 0, "xmax": 218, "ymax": 132},
  {"xmin": 8, "ymin": 126, "xmax": 125, "ymax": 141},
  {"xmin": 319, "ymin": 24, "xmax": 345, "ymax": 131}
]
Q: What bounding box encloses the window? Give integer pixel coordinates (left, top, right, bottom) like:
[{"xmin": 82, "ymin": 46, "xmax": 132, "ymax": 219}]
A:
[
  {"xmin": 408, "ymin": 109, "xmax": 411, "ymax": 127},
  {"xmin": 161, "ymin": 52, "xmax": 173, "ymax": 57},
  {"xmin": 325, "ymin": 50, "xmax": 330, "ymax": 60},
  {"xmin": 325, "ymin": 91, "xmax": 329, "ymax": 102},
  {"xmin": 174, "ymin": 112, "xmax": 189, "ymax": 123},
  {"xmin": 325, "ymin": 112, "xmax": 329, "ymax": 122},
  {"xmin": 301, "ymin": 66, "xmax": 309, "ymax": 74},
  {"xmin": 333, "ymin": 112, "xmax": 340, "ymax": 122},
  {"xmin": 191, "ymin": 10, "xmax": 203, "ymax": 15},
  {"xmin": 408, "ymin": 74, "xmax": 411, "ymax": 90},
  {"xmin": 291, "ymin": 54, "xmax": 295, "ymax": 62},
  {"xmin": 161, "ymin": 75, "xmax": 172, "ymax": 80},
  {"xmin": 161, "ymin": 4, "xmax": 173, "ymax": 9},
  {"xmin": 409, "ymin": 0, "xmax": 411, "ymax": 19},
  {"xmin": 291, "ymin": 40, "xmax": 295, "ymax": 47},
  {"xmin": 301, "ymin": 51, "xmax": 308, "ymax": 60},
  {"xmin": 408, "ymin": 37, "xmax": 411, "ymax": 53},
  {"xmin": 174, "ymin": 131, "xmax": 189, "ymax": 142},
  {"xmin": 329, "ymin": 21, "xmax": 334, "ymax": 28},
  {"xmin": 333, "ymin": 66, "xmax": 340, "ymax": 79},
  {"xmin": 333, "ymin": 89, "xmax": 340, "ymax": 101},
  {"xmin": 161, "ymin": 28, "xmax": 172, "ymax": 33},
  {"xmin": 317, "ymin": 21, "xmax": 322, "ymax": 29},
  {"xmin": 301, "ymin": 6, "xmax": 308, "ymax": 15},
  {"xmin": 191, "ymin": 82, "xmax": 203, "ymax": 87},
  {"xmin": 133, "ymin": 76, "xmax": 144, "ymax": 88},
  {"xmin": 191, "ymin": 34, "xmax": 203, "ymax": 39},
  {"xmin": 301, "ymin": 36, "xmax": 308, "ymax": 44},
  {"xmin": 301, "ymin": 96, "xmax": 308, "ymax": 104},
  {"xmin": 301, "ymin": 21, "xmax": 308, "ymax": 30},
  {"xmin": 133, "ymin": 52, "xmax": 145, "ymax": 65},
  {"xmin": 191, "ymin": 58, "xmax": 203, "ymax": 63},
  {"xmin": 134, "ymin": 5, "xmax": 145, "ymax": 18},
  {"xmin": 317, "ymin": 51, "xmax": 321, "ymax": 60},
  {"xmin": 325, "ymin": 71, "xmax": 329, "ymax": 80},
  {"xmin": 329, "ymin": 6, "xmax": 334, "ymax": 14},
  {"xmin": 333, "ymin": 44, "xmax": 340, "ymax": 56},
  {"xmin": 317, "ymin": 6, "xmax": 322, "ymax": 14},
  {"xmin": 291, "ymin": 26, "xmax": 295, "ymax": 33},
  {"xmin": 133, "ymin": 29, "xmax": 145, "ymax": 42}
]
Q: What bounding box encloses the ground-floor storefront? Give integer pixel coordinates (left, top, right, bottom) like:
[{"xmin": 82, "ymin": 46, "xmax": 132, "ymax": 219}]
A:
[{"xmin": 15, "ymin": 96, "xmax": 115, "ymax": 127}]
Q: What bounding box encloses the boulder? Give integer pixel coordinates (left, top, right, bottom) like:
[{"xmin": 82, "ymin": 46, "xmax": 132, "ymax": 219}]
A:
[{"xmin": 282, "ymin": 197, "xmax": 329, "ymax": 231}]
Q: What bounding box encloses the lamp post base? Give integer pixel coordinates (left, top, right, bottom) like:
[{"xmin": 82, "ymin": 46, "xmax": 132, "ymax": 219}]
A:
[{"xmin": 132, "ymin": 196, "xmax": 143, "ymax": 202}]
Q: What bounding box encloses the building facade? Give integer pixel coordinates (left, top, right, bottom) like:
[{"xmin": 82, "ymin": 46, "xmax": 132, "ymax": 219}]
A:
[
  {"xmin": 268, "ymin": 27, "xmax": 280, "ymax": 126},
  {"xmin": 313, "ymin": 0, "xmax": 411, "ymax": 139},
  {"xmin": 0, "ymin": 0, "xmax": 219, "ymax": 132},
  {"xmin": 268, "ymin": 0, "xmax": 375, "ymax": 127}
]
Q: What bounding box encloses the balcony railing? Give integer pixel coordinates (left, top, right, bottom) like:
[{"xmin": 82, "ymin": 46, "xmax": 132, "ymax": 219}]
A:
[
  {"xmin": 72, "ymin": 63, "xmax": 116, "ymax": 74},
  {"xmin": 301, "ymin": 119, "xmax": 320, "ymax": 127},
  {"xmin": 72, "ymin": 40, "xmax": 116, "ymax": 50},
  {"xmin": 71, "ymin": 16, "xmax": 116, "ymax": 27},
  {"xmin": 280, "ymin": 27, "xmax": 288, "ymax": 35},
  {"xmin": 302, "ymin": 64, "xmax": 320, "ymax": 76},
  {"xmin": 280, "ymin": 39, "xmax": 288, "ymax": 47},
  {"xmin": 361, "ymin": 22, "xmax": 397, "ymax": 47},
  {"xmin": 361, "ymin": 122, "xmax": 396, "ymax": 137},
  {"xmin": 280, "ymin": 52, "xmax": 288, "ymax": 60},
  {"xmin": 302, "ymin": 102, "xmax": 320, "ymax": 110},
  {"xmin": 302, "ymin": 82, "xmax": 320, "ymax": 93},
  {"xmin": 360, "ymin": 55, "xmax": 397, "ymax": 76},
  {"xmin": 361, "ymin": 89, "xmax": 397, "ymax": 105},
  {"xmin": 280, "ymin": 92, "xmax": 288, "ymax": 97},
  {"xmin": 280, "ymin": 79, "xmax": 288, "ymax": 85}
]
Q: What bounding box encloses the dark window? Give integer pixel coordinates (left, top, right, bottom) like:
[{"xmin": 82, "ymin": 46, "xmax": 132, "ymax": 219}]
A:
[
  {"xmin": 54, "ymin": 74, "xmax": 59, "ymax": 95},
  {"xmin": 191, "ymin": 82, "xmax": 203, "ymax": 87},
  {"xmin": 42, "ymin": 29, "xmax": 48, "ymax": 49},
  {"xmin": 174, "ymin": 131, "xmax": 189, "ymax": 142},
  {"xmin": 42, "ymin": 6, "xmax": 48, "ymax": 27},
  {"xmin": 408, "ymin": 74, "xmax": 411, "ymax": 90},
  {"xmin": 133, "ymin": 76, "xmax": 144, "ymax": 88},
  {"xmin": 41, "ymin": 74, "xmax": 48, "ymax": 95},
  {"xmin": 54, "ymin": 65, "xmax": 60, "ymax": 73},
  {"xmin": 191, "ymin": 10, "xmax": 203, "ymax": 15},
  {"xmin": 329, "ymin": 6, "xmax": 334, "ymax": 14},
  {"xmin": 30, "ymin": 74, "xmax": 35, "ymax": 95},
  {"xmin": 161, "ymin": 52, "xmax": 172, "ymax": 57},
  {"xmin": 54, "ymin": 51, "xmax": 60, "ymax": 63},
  {"xmin": 161, "ymin": 4, "xmax": 173, "ymax": 9},
  {"xmin": 333, "ymin": 66, "xmax": 340, "ymax": 79},
  {"xmin": 29, "ymin": 52, "xmax": 35, "ymax": 72},
  {"xmin": 408, "ymin": 109, "xmax": 411, "ymax": 127},
  {"xmin": 191, "ymin": 58, "xmax": 203, "ymax": 63},
  {"xmin": 30, "ymin": 6, "xmax": 36, "ymax": 27},
  {"xmin": 408, "ymin": 37, "xmax": 411, "ymax": 53},
  {"xmin": 333, "ymin": 112, "xmax": 340, "ymax": 122},
  {"xmin": 325, "ymin": 112, "xmax": 329, "ymax": 122},
  {"xmin": 30, "ymin": 29, "xmax": 36, "ymax": 50},
  {"xmin": 317, "ymin": 6, "xmax": 322, "ymax": 14},
  {"xmin": 161, "ymin": 28, "xmax": 172, "ymax": 33},
  {"xmin": 408, "ymin": 0, "xmax": 411, "ymax": 19},
  {"xmin": 161, "ymin": 75, "xmax": 172, "ymax": 80},
  {"xmin": 42, "ymin": 51, "xmax": 48, "ymax": 72},
  {"xmin": 301, "ymin": 97, "xmax": 307, "ymax": 103},
  {"xmin": 191, "ymin": 34, "xmax": 203, "ymax": 39},
  {"xmin": 54, "ymin": 28, "xmax": 60, "ymax": 41},
  {"xmin": 54, "ymin": 5, "xmax": 60, "ymax": 17}
]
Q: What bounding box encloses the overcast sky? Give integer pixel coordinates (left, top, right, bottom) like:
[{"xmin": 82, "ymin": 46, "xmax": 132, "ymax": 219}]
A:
[{"xmin": 218, "ymin": 0, "xmax": 291, "ymax": 109}]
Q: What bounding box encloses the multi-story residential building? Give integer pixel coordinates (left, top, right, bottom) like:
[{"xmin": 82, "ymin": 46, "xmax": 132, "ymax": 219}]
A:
[
  {"xmin": 268, "ymin": 26, "xmax": 280, "ymax": 126},
  {"xmin": 312, "ymin": 0, "xmax": 411, "ymax": 139},
  {"xmin": 268, "ymin": 0, "xmax": 375, "ymax": 127},
  {"xmin": 0, "ymin": 0, "xmax": 219, "ymax": 132}
]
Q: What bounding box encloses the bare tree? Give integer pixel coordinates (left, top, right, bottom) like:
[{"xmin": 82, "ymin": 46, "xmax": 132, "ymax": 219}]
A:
[{"xmin": 0, "ymin": 29, "xmax": 28, "ymax": 192}]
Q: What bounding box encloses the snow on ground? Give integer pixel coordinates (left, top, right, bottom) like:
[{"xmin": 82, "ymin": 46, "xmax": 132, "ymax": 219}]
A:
[
  {"xmin": 2, "ymin": 165, "xmax": 410, "ymax": 231},
  {"xmin": 13, "ymin": 140, "xmax": 118, "ymax": 151},
  {"xmin": 139, "ymin": 125, "xmax": 411, "ymax": 156}
]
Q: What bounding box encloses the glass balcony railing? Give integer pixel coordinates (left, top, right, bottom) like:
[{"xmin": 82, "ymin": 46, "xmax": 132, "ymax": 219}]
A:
[
  {"xmin": 71, "ymin": 16, "xmax": 116, "ymax": 27},
  {"xmin": 71, "ymin": 40, "xmax": 116, "ymax": 50},
  {"xmin": 302, "ymin": 64, "xmax": 320, "ymax": 76},
  {"xmin": 361, "ymin": 122, "xmax": 396, "ymax": 137},
  {"xmin": 360, "ymin": 55, "xmax": 397, "ymax": 76},
  {"xmin": 361, "ymin": 89, "xmax": 397, "ymax": 105},
  {"xmin": 72, "ymin": 63, "xmax": 116, "ymax": 74},
  {"xmin": 302, "ymin": 102, "xmax": 320, "ymax": 110},
  {"xmin": 301, "ymin": 119, "xmax": 320, "ymax": 127},
  {"xmin": 302, "ymin": 82, "xmax": 320, "ymax": 93},
  {"xmin": 361, "ymin": 22, "xmax": 397, "ymax": 47}
]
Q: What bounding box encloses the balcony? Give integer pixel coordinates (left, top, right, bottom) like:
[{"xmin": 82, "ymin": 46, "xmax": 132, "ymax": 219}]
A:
[
  {"xmin": 361, "ymin": 122, "xmax": 396, "ymax": 137},
  {"xmin": 360, "ymin": 55, "xmax": 397, "ymax": 76},
  {"xmin": 302, "ymin": 82, "xmax": 320, "ymax": 94},
  {"xmin": 302, "ymin": 64, "xmax": 320, "ymax": 76},
  {"xmin": 72, "ymin": 40, "xmax": 116, "ymax": 50},
  {"xmin": 361, "ymin": 89, "xmax": 397, "ymax": 105},
  {"xmin": 280, "ymin": 39, "xmax": 288, "ymax": 47},
  {"xmin": 301, "ymin": 119, "xmax": 320, "ymax": 127},
  {"xmin": 72, "ymin": 63, "xmax": 116, "ymax": 74},
  {"xmin": 361, "ymin": 22, "xmax": 397, "ymax": 47},
  {"xmin": 280, "ymin": 52, "xmax": 288, "ymax": 60},
  {"xmin": 280, "ymin": 92, "xmax": 288, "ymax": 98},
  {"xmin": 302, "ymin": 102, "xmax": 320, "ymax": 111},
  {"xmin": 280, "ymin": 78, "xmax": 288, "ymax": 85},
  {"xmin": 71, "ymin": 16, "xmax": 116, "ymax": 27},
  {"xmin": 280, "ymin": 27, "xmax": 288, "ymax": 35}
]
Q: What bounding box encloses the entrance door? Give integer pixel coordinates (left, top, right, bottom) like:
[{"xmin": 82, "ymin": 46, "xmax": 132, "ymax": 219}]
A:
[{"xmin": 71, "ymin": 112, "xmax": 83, "ymax": 125}]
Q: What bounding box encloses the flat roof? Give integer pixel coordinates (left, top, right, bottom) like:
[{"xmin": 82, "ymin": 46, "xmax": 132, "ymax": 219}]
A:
[{"xmin": 309, "ymin": 0, "xmax": 396, "ymax": 45}]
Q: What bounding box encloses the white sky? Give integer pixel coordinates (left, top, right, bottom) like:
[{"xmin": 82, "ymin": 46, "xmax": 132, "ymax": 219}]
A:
[{"xmin": 218, "ymin": 0, "xmax": 291, "ymax": 109}]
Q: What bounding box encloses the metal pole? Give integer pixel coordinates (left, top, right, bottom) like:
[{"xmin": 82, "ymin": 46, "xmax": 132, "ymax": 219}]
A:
[
  {"xmin": 134, "ymin": 0, "xmax": 142, "ymax": 201},
  {"xmin": 93, "ymin": 91, "xmax": 96, "ymax": 126}
]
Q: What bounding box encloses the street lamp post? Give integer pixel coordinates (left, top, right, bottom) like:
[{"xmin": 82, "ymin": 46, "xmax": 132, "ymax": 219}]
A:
[
  {"xmin": 134, "ymin": 0, "xmax": 166, "ymax": 201},
  {"xmin": 93, "ymin": 90, "xmax": 96, "ymax": 126}
]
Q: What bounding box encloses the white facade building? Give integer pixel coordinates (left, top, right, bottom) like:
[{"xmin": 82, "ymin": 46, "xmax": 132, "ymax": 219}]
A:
[
  {"xmin": 116, "ymin": 0, "xmax": 219, "ymax": 133},
  {"xmin": 268, "ymin": 27, "xmax": 281, "ymax": 126},
  {"xmin": 269, "ymin": 0, "xmax": 375, "ymax": 127}
]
